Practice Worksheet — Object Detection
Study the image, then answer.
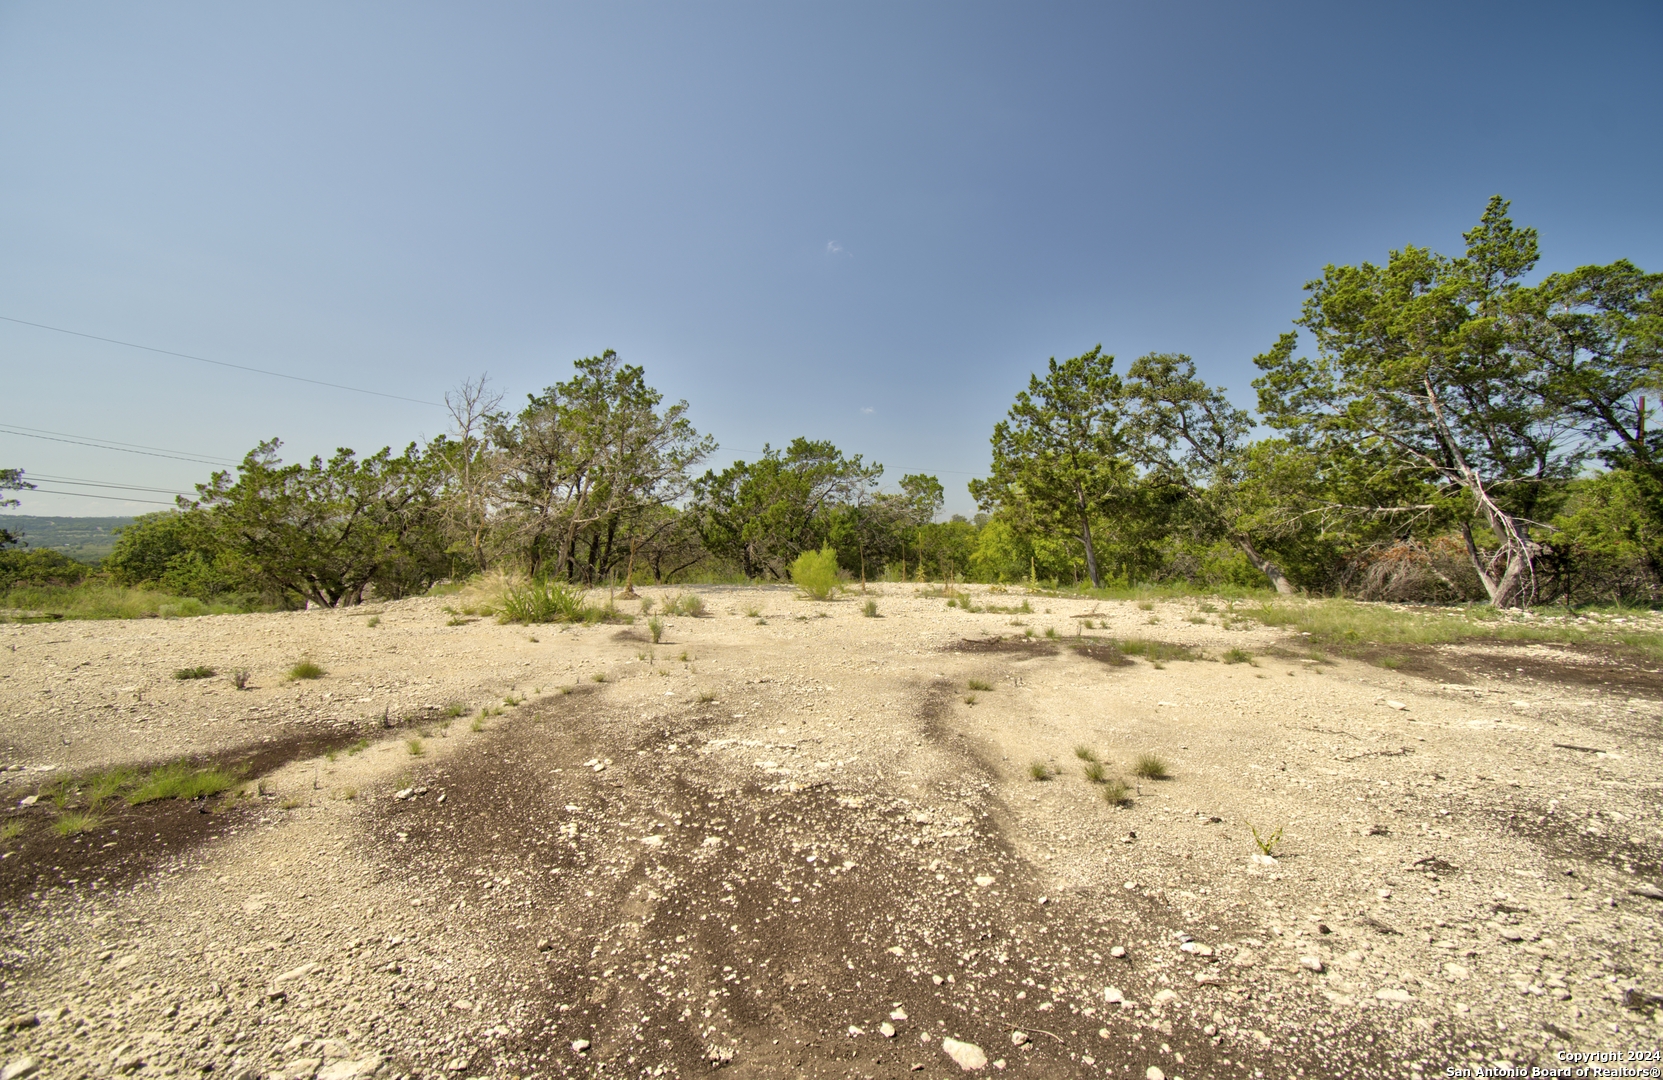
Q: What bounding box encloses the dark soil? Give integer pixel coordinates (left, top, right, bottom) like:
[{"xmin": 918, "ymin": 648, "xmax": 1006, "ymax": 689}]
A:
[
  {"xmin": 0, "ymin": 721, "xmax": 406, "ymax": 908},
  {"xmin": 364, "ymin": 680, "xmax": 1410, "ymax": 1078},
  {"xmin": 945, "ymin": 637, "xmax": 1060, "ymax": 659}
]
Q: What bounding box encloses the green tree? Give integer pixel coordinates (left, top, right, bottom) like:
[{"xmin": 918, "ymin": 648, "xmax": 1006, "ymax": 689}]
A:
[
  {"xmin": 105, "ymin": 509, "xmax": 247, "ymax": 599},
  {"xmin": 191, "ymin": 439, "xmax": 447, "ymax": 607},
  {"xmin": 692, "ymin": 438, "xmax": 879, "ymax": 579},
  {"xmin": 0, "ymin": 468, "xmax": 33, "ymax": 547},
  {"xmin": 491, "ymin": 352, "xmax": 713, "ymax": 582},
  {"xmin": 1121, "ymin": 353, "xmax": 1298, "ymax": 593},
  {"xmin": 969, "ymin": 347, "xmax": 1130, "ymax": 588},
  {"xmin": 1254, "ymin": 196, "xmax": 1576, "ymax": 607}
]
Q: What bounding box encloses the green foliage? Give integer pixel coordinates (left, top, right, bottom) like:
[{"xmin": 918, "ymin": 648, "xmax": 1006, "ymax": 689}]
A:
[
  {"xmin": 498, "ymin": 579, "xmax": 594, "ymax": 623},
  {"xmin": 1026, "ymin": 760, "xmax": 1054, "ymax": 781},
  {"xmin": 0, "ymin": 547, "xmax": 93, "ymax": 590},
  {"xmin": 1, "ymin": 581, "xmax": 259, "ymax": 621},
  {"xmin": 288, "ymin": 660, "xmax": 326, "ymax": 680},
  {"xmin": 648, "ymin": 615, "xmax": 664, "ymax": 643},
  {"xmin": 1082, "ymin": 759, "xmax": 1106, "ymax": 783},
  {"xmin": 192, "ymin": 438, "xmax": 449, "ymax": 607},
  {"xmin": 127, "ymin": 762, "xmax": 239, "ymax": 805},
  {"xmin": 105, "ymin": 510, "xmax": 251, "ymax": 600},
  {"xmin": 1220, "ymin": 648, "xmax": 1254, "ymax": 665},
  {"xmin": 54, "ymin": 811, "xmax": 103, "ymax": 836},
  {"xmin": 969, "ymin": 347, "xmax": 1130, "ymax": 588},
  {"xmin": 693, "ymin": 438, "xmax": 879, "ymax": 579},
  {"xmin": 173, "ymin": 666, "xmax": 216, "ymax": 680},
  {"xmin": 862, "ymin": 598, "xmax": 879, "ymax": 617},
  {"xmin": 790, "ymin": 545, "xmax": 841, "ymax": 600}
]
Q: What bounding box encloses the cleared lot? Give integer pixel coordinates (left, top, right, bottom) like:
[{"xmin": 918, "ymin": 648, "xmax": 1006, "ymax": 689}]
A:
[{"xmin": 1, "ymin": 588, "xmax": 1660, "ymax": 1077}]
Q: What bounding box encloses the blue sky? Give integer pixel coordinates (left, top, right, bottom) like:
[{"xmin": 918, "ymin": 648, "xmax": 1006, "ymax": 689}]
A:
[{"xmin": 3, "ymin": 1, "xmax": 1660, "ymax": 520}]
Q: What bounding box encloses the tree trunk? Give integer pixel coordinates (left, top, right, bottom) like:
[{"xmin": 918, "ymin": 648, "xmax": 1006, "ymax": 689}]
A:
[
  {"xmin": 1236, "ymin": 535, "xmax": 1296, "ymax": 595},
  {"xmin": 1461, "ymin": 522, "xmax": 1529, "ymax": 608},
  {"xmin": 1078, "ymin": 505, "xmax": 1102, "ymax": 589}
]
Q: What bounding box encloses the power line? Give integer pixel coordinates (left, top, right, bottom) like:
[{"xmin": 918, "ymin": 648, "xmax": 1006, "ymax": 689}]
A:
[
  {"xmin": 0, "ymin": 313, "xmax": 444, "ymax": 408},
  {"xmin": 19, "ymin": 487, "xmax": 177, "ymax": 506},
  {"xmin": 0, "ymin": 425, "xmax": 233, "ymax": 467},
  {"xmin": 27, "ymin": 473, "xmax": 191, "ymax": 496}
]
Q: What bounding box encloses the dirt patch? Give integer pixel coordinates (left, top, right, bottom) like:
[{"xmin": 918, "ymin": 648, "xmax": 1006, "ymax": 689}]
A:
[
  {"xmin": 946, "ymin": 636, "xmax": 1059, "ymax": 659},
  {"xmin": 0, "ymin": 723, "xmax": 393, "ymax": 908}
]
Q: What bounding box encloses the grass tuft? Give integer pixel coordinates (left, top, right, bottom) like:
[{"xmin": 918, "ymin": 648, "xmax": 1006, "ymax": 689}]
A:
[
  {"xmin": 968, "ymin": 679, "xmax": 993, "ymax": 692},
  {"xmin": 1249, "ymin": 822, "xmax": 1284, "ymax": 856},
  {"xmin": 1101, "ymin": 778, "xmax": 1133, "ymax": 806},
  {"xmin": 230, "ymin": 668, "xmax": 251, "ymax": 690},
  {"xmin": 443, "ymin": 701, "xmax": 466, "ymax": 718},
  {"xmin": 405, "ymin": 738, "xmax": 425, "ymax": 756},
  {"xmin": 288, "ymin": 659, "xmax": 326, "ymax": 680},
  {"xmin": 366, "ymin": 615, "xmax": 381, "ymax": 627},
  {"xmin": 127, "ymin": 762, "xmax": 239, "ymax": 805},
  {"xmin": 173, "ymin": 666, "xmax": 216, "ymax": 680},
  {"xmin": 591, "ymin": 672, "xmax": 608, "ymax": 683},
  {"xmin": 862, "ymin": 599, "xmax": 879, "ymax": 618},
  {"xmin": 649, "ymin": 616, "xmax": 664, "ymax": 644},
  {"xmin": 638, "ymin": 596, "xmax": 655, "ymax": 615},
  {"xmin": 1027, "ymin": 760, "xmax": 1055, "ymax": 781},
  {"xmin": 498, "ymin": 579, "xmax": 596, "ymax": 624},
  {"xmin": 1074, "ymin": 745, "xmax": 1098, "ymax": 761},
  {"xmin": 1132, "ymin": 752, "xmax": 1170, "ymax": 780},
  {"xmin": 0, "ymin": 820, "xmax": 23, "ymax": 843},
  {"xmin": 1082, "ymin": 759, "xmax": 1106, "ymax": 784},
  {"xmin": 1221, "ymin": 647, "xmax": 1254, "ymax": 665},
  {"xmin": 53, "ymin": 811, "xmax": 103, "ymax": 836}
]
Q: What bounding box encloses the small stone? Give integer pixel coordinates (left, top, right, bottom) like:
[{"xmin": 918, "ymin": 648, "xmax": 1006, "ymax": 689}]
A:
[
  {"xmin": 1629, "ymin": 883, "xmax": 1663, "ymax": 901},
  {"xmin": 1377, "ymin": 888, "xmax": 1391, "ymax": 900},
  {"xmin": 1, "ymin": 1059, "xmax": 38, "ymax": 1080},
  {"xmin": 942, "ymin": 1037, "xmax": 988, "ymax": 1071},
  {"xmin": 571, "ymin": 1039, "xmax": 590, "ymax": 1054},
  {"xmin": 1251, "ymin": 853, "xmax": 1278, "ymax": 867},
  {"xmin": 1444, "ymin": 963, "xmax": 1470, "ymax": 980},
  {"xmin": 1146, "ymin": 1067, "xmax": 1166, "ymax": 1080},
  {"xmin": 890, "ymin": 1009, "xmax": 908, "ymax": 1020},
  {"xmin": 1499, "ymin": 928, "xmax": 1525, "ymax": 942},
  {"xmin": 849, "ymin": 1025, "xmax": 865, "ymax": 1037},
  {"xmin": 1036, "ymin": 896, "xmax": 1048, "ymax": 905},
  {"xmin": 274, "ymin": 962, "xmax": 319, "ymax": 984},
  {"xmin": 1375, "ymin": 988, "xmax": 1413, "ymax": 1002},
  {"xmin": 537, "ymin": 939, "xmax": 551, "ymax": 951},
  {"xmin": 880, "ymin": 1022, "xmax": 896, "ymax": 1038},
  {"xmin": 1103, "ymin": 986, "xmax": 1124, "ymax": 1004},
  {"xmin": 1010, "ymin": 1031, "xmax": 1029, "ymax": 1046},
  {"xmin": 317, "ymin": 1059, "xmax": 384, "ymax": 1080},
  {"xmin": 1109, "ymin": 946, "xmax": 1126, "ymax": 958},
  {"xmin": 888, "ymin": 945, "xmax": 906, "ymax": 956},
  {"xmin": 1299, "ymin": 956, "xmax": 1325, "ymax": 973},
  {"xmin": 16, "ymin": 796, "xmax": 36, "ymax": 808},
  {"xmin": 932, "ymin": 975, "xmax": 944, "ymax": 985},
  {"xmin": 1385, "ymin": 700, "xmax": 1407, "ymax": 710},
  {"xmin": 1152, "ymin": 989, "xmax": 1177, "ymax": 1007},
  {"xmin": 1, "ymin": 1015, "xmax": 37, "ymax": 1032},
  {"xmin": 453, "ymin": 999, "xmax": 474, "ymax": 1011}
]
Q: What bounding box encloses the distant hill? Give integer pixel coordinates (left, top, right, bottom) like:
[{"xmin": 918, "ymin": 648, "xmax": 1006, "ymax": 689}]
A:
[{"xmin": 0, "ymin": 515, "xmax": 135, "ymax": 562}]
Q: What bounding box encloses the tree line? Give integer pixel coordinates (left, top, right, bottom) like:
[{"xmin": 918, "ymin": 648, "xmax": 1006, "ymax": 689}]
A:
[{"xmin": 5, "ymin": 197, "xmax": 1657, "ymax": 608}]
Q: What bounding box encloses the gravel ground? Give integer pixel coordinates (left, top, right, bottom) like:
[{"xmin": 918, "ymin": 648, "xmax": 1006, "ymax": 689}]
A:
[{"xmin": 1, "ymin": 587, "xmax": 1660, "ymax": 1079}]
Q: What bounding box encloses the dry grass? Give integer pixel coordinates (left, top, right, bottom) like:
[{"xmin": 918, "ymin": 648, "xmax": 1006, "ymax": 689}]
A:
[
  {"xmin": 1027, "ymin": 760, "xmax": 1055, "ymax": 781},
  {"xmin": 288, "ymin": 659, "xmax": 325, "ymax": 680},
  {"xmin": 1132, "ymin": 753, "xmax": 1170, "ymax": 780}
]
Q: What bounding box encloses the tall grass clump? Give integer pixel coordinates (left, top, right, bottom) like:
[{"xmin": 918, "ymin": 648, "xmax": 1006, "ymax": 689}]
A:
[
  {"xmin": 499, "ymin": 579, "xmax": 593, "ymax": 624},
  {"xmin": 173, "ymin": 666, "xmax": 216, "ymax": 680},
  {"xmin": 53, "ymin": 811, "xmax": 103, "ymax": 836},
  {"xmin": 790, "ymin": 546, "xmax": 841, "ymax": 601},
  {"xmin": 648, "ymin": 616, "xmax": 664, "ymax": 643},
  {"xmin": 664, "ymin": 593, "xmax": 707, "ymax": 617},
  {"xmin": 862, "ymin": 599, "xmax": 879, "ymax": 618},
  {"xmin": 1133, "ymin": 753, "xmax": 1171, "ymax": 780},
  {"xmin": 288, "ymin": 659, "xmax": 326, "ymax": 680}
]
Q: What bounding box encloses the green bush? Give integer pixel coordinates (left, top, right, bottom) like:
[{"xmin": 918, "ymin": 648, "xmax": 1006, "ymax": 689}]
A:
[
  {"xmin": 499, "ymin": 580, "xmax": 593, "ymax": 623},
  {"xmin": 126, "ymin": 762, "xmax": 239, "ymax": 805},
  {"xmin": 0, "ymin": 548, "xmax": 93, "ymax": 590},
  {"xmin": 790, "ymin": 545, "xmax": 840, "ymax": 600}
]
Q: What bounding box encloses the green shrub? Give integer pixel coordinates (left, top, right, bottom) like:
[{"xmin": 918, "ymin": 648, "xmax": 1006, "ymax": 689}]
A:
[
  {"xmin": 1027, "ymin": 760, "xmax": 1055, "ymax": 781},
  {"xmin": 499, "ymin": 579, "xmax": 593, "ymax": 624},
  {"xmin": 790, "ymin": 546, "xmax": 841, "ymax": 601},
  {"xmin": 862, "ymin": 599, "xmax": 879, "ymax": 618},
  {"xmin": 1221, "ymin": 647, "xmax": 1254, "ymax": 665},
  {"xmin": 288, "ymin": 660, "xmax": 326, "ymax": 680},
  {"xmin": 649, "ymin": 616, "xmax": 664, "ymax": 643},
  {"xmin": 173, "ymin": 666, "xmax": 216, "ymax": 680}
]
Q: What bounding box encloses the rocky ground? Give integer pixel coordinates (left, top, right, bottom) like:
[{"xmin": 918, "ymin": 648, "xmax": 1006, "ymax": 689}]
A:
[{"xmin": 1, "ymin": 587, "xmax": 1660, "ymax": 1079}]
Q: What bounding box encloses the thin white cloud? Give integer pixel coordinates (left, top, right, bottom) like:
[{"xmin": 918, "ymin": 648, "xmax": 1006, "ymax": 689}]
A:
[
  {"xmin": 860, "ymin": 406, "xmax": 874, "ymax": 415},
  {"xmin": 826, "ymin": 241, "xmax": 847, "ymax": 256}
]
